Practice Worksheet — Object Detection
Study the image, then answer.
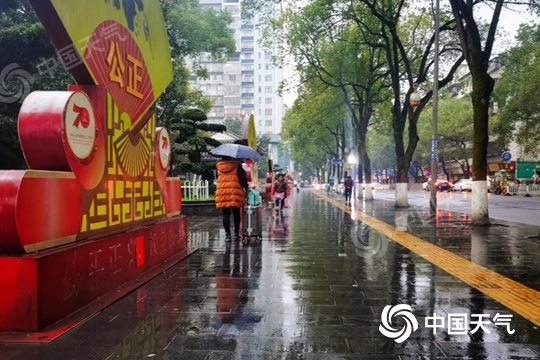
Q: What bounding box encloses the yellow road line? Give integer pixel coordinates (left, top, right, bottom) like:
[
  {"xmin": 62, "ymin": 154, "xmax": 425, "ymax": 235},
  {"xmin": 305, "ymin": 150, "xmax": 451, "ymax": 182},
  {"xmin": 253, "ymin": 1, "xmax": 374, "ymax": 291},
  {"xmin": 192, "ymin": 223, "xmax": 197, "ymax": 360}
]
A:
[{"xmin": 315, "ymin": 191, "xmax": 540, "ymax": 327}]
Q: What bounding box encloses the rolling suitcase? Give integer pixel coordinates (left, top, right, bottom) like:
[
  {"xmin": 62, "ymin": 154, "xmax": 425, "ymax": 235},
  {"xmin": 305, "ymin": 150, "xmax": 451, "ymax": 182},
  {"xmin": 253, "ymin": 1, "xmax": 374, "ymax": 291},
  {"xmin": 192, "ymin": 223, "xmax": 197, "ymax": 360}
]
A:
[{"xmin": 242, "ymin": 205, "xmax": 263, "ymax": 242}]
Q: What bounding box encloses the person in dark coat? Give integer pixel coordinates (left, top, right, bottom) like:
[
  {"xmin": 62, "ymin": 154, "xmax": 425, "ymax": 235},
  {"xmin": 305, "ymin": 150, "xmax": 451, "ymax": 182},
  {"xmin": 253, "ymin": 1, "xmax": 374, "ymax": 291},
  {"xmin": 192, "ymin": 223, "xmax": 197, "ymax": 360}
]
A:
[
  {"xmin": 344, "ymin": 175, "xmax": 354, "ymax": 205},
  {"xmin": 273, "ymin": 173, "xmax": 288, "ymax": 212}
]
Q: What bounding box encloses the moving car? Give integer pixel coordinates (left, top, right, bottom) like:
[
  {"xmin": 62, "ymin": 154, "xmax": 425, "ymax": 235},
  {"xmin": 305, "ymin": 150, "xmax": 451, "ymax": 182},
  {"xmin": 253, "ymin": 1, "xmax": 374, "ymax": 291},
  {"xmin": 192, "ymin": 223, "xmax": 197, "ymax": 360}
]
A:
[
  {"xmin": 435, "ymin": 179, "xmax": 453, "ymax": 192},
  {"xmin": 423, "ymin": 180, "xmax": 453, "ymax": 191},
  {"xmin": 453, "ymin": 178, "xmax": 472, "ymax": 191}
]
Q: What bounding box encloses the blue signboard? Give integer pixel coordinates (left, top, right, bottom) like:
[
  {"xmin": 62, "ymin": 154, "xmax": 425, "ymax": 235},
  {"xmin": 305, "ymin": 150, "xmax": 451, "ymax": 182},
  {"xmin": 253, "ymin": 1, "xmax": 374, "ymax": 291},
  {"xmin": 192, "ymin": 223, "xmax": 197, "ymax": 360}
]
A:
[
  {"xmin": 431, "ymin": 137, "xmax": 438, "ymax": 160},
  {"xmin": 332, "ymin": 158, "xmax": 342, "ymax": 164},
  {"xmin": 502, "ymin": 151, "xmax": 512, "ymax": 161}
]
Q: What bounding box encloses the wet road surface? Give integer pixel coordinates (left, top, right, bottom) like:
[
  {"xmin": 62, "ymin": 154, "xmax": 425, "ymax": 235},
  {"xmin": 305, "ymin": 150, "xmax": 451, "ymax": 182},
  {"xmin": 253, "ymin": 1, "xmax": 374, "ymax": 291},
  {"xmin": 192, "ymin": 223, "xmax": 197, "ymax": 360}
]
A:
[
  {"xmin": 374, "ymin": 189, "xmax": 540, "ymax": 226},
  {"xmin": 1, "ymin": 189, "xmax": 540, "ymax": 359}
]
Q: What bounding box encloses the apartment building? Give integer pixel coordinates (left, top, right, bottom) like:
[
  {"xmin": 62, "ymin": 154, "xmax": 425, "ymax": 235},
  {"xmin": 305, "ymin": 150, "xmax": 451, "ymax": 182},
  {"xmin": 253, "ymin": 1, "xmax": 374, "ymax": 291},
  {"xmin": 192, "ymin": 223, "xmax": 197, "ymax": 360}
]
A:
[{"xmin": 191, "ymin": 0, "xmax": 285, "ymax": 137}]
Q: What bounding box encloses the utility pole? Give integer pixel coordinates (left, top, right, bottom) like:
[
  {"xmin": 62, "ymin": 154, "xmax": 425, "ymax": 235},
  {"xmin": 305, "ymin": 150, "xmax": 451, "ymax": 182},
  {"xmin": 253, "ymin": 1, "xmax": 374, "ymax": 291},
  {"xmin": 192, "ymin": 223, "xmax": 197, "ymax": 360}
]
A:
[{"xmin": 430, "ymin": 0, "xmax": 440, "ymax": 213}]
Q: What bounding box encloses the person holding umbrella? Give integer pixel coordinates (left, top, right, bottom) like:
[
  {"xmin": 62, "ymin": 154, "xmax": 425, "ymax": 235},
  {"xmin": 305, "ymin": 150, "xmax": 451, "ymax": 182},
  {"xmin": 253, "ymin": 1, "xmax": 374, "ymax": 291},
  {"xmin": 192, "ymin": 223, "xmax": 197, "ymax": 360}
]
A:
[{"xmin": 215, "ymin": 156, "xmax": 248, "ymax": 242}]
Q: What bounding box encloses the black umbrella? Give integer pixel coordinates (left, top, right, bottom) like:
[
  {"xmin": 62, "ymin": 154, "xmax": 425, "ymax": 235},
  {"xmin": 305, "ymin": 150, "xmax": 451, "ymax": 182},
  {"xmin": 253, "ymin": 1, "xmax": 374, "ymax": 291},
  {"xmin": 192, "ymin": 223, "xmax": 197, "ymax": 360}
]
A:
[{"xmin": 210, "ymin": 143, "xmax": 262, "ymax": 161}]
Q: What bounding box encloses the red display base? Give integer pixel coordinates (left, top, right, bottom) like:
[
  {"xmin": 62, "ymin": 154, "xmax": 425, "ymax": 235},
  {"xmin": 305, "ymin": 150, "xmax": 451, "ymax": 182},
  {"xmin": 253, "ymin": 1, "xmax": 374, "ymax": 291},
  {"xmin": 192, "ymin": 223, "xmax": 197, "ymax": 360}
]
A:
[{"xmin": 0, "ymin": 216, "xmax": 193, "ymax": 342}]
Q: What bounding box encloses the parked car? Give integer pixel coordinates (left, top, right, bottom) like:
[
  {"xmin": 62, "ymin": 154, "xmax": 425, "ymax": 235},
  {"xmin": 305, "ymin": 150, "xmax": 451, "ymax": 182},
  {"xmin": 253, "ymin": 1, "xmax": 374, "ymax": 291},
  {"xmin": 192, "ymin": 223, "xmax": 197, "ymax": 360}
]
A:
[
  {"xmin": 453, "ymin": 178, "xmax": 472, "ymax": 191},
  {"xmin": 434, "ymin": 180, "xmax": 453, "ymax": 192}
]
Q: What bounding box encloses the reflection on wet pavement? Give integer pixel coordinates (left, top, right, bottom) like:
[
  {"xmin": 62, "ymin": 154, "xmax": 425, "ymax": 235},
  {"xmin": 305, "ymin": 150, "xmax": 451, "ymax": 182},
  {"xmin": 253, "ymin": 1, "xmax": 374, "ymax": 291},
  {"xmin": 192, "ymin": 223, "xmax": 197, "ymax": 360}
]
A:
[{"xmin": 2, "ymin": 190, "xmax": 540, "ymax": 359}]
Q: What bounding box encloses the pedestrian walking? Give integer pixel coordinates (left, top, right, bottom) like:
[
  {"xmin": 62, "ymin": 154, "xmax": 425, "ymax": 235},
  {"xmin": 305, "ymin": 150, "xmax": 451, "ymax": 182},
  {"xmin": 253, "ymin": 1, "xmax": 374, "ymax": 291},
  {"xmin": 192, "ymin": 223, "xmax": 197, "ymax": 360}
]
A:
[
  {"xmin": 273, "ymin": 173, "xmax": 288, "ymax": 213},
  {"xmin": 344, "ymin": 175, "xmax": 354, "ymax": 205},
  {"xmin": 215, "ymin": 156, "xmax": 248, "ymax": 242}
]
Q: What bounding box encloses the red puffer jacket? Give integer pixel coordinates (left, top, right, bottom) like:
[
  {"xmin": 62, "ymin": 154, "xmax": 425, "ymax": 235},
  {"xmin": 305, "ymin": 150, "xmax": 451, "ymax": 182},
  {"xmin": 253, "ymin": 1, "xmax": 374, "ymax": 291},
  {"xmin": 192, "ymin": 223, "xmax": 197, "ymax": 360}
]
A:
[{"xmin": 215, "ymin": 160, "xmax": 245, "ymax": 208}]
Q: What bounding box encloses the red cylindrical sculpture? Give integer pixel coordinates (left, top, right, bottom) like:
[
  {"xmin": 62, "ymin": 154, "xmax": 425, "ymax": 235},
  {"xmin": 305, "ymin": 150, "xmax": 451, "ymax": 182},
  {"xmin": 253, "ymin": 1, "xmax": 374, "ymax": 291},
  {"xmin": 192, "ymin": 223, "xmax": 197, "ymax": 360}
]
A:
[{"xmin": 19, "ymin": 90, "xmax": 106, "ymax": 190}]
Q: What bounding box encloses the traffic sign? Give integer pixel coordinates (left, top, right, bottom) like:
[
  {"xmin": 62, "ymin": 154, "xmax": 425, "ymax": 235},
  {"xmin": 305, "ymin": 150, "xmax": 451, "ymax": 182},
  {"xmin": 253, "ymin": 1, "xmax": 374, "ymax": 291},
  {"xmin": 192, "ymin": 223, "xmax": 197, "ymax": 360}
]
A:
[
  {"xmin": 502, "ymin": 151, "xmax": 512, "ymax": 161},
  {"xmin": 332, "ymin": 158, "xmax": 342, "ymax": 164}
]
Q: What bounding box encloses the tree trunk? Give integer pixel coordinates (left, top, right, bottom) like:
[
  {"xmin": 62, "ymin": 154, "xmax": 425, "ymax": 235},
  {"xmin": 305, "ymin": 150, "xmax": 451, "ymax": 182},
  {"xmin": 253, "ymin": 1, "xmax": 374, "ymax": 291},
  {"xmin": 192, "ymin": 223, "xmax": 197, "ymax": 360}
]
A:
[
  {"xmin": 357, "ymin": 154, "xmax": 364, "ymax": 200},
  {"xmin": 471, "ymin": 71, "xmax": 494, "ymax": 226},
  {"xmin": 393, "ymin": 114, "xmax": 409, "ymax": 207},
  {"xmin": 439, "ymin": 154, "xmax": 448, "ymax": 180},
  {"xmin": 448, "ymin": 0, "xmax": 502, "ymax": 225},
  {"xmin": 360, "ymin": 141, "xmax": 373, "ymax": 201}
]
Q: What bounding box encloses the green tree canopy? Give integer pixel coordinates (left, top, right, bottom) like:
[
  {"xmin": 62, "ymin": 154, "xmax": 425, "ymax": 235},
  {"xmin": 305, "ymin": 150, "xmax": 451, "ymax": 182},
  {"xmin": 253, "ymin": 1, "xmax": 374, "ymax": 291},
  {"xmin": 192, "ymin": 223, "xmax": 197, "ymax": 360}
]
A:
[
  {"xmin": 282, "ymin": 80, "xmax": 350, "ymax": 182},
  {"xmin": 223, "ymin": 118, "xmax": 243, "ymax": 137},
  {"xmin": 493, "ymin": 24, "xmax": 540, "ymax": 156},
  {"xmin": 416, "ymin": 94, "xmax": 474, "ymax": 179}
]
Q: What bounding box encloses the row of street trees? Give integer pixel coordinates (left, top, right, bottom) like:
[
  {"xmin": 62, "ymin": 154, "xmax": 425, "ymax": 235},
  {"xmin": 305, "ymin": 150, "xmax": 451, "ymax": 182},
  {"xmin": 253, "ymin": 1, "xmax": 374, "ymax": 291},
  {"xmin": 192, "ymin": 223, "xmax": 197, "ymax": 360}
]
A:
[{"xmin": 246, "ymin": 0, "xmax": 540, "ymax": 225}]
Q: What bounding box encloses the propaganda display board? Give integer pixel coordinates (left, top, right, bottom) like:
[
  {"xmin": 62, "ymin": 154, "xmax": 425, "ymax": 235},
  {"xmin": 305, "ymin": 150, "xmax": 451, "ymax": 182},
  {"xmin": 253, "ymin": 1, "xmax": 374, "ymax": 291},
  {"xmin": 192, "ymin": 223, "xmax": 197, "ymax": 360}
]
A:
[
  {"xmin": 0, "ymin": 0, "xmax": 188, "ymax": 335},
  {"xmin": 0, "ymin": 0, "xmax": 178, "ymax": 254}
]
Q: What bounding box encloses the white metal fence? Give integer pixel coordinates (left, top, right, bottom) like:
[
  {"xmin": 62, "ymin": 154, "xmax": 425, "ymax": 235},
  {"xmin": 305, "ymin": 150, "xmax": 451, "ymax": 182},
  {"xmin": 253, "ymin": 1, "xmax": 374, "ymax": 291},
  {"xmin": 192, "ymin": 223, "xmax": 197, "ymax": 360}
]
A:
[
  {"xmin": 506, "ymin": 184, "xmax": 540, "ymax": 196},
  {"xmin": 182, "ymin": 179, "xmax": 210, "ymax": 200}
]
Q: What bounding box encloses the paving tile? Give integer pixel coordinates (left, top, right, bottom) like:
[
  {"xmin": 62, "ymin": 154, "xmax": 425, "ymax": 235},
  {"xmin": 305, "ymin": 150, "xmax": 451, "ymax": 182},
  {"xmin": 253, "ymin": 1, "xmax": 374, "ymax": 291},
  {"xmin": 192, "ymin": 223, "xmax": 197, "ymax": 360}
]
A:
[{"xmin": 3, "ymin": 192, "xmax": 540, "ymax": 359}]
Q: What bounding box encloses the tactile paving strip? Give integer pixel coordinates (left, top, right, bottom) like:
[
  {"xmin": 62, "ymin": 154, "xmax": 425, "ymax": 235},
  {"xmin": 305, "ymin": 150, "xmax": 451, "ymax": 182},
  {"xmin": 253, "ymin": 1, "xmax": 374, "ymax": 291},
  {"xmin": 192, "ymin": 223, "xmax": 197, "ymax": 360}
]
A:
[{"xmin": 316, "ymin": 191, "xmax": 540, "ymax": 327}]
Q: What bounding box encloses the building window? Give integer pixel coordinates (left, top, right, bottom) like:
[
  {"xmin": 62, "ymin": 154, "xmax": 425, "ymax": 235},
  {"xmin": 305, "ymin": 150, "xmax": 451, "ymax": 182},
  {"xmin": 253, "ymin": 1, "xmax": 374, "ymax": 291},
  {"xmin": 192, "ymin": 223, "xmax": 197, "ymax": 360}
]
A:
[
  {"xmin": 258, "ymin": 109, "xmax": 262, "ymax": 115},
  {"xmin": 258, "ymin": 86, "xmax": 261, "ymax": 92},
  {"xmin": 265, "ymin": 97, "xmax": 272, "ymax": 104},
  {"xmin": 265, "ymin": 75, "xmax": 272, "ymax": 82},
  {"xmin": 265, "ymin": 64, "xmax": 271, "ymax": 70},
  {"xmin": 265, "ymin": 109, "xmax": 272, "ymax": 115},
  {"xmin": 224, "ymin": 98, "xmax": 241, "ymax": 106},
  {"xmin": 265, "ymin": 86, "xmax": 272, "ymax": 93},
  {"xmin": 258, "ymin": 97, "xmax": 261, "ymax": 103},
  {"xmin": 225, "ymin": 85, "xmax": 240, "ymax": 95},
  {"xmin": 265, "ymin": 120, "xmax": 272, "ymax": 127}
]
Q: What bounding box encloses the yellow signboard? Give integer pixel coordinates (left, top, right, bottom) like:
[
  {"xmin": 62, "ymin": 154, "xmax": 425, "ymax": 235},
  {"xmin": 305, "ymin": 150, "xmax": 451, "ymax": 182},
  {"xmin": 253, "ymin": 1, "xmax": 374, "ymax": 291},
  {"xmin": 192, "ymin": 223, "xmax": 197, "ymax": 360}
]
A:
[
  {"xmin": 247, "ymin": 114, "xmax": 257, "ymax": 150},
  {"xmin": 29, "ymin": 0, "xmax": 172, "ymax": 130}
]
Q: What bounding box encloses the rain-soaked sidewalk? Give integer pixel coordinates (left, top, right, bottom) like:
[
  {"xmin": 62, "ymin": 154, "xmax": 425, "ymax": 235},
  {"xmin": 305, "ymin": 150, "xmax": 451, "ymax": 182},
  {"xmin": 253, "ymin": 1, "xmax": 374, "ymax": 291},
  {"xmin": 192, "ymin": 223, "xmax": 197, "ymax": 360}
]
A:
[{"xmin": 2, "ymin": 189, "xmax": 540, "ymax": 359}]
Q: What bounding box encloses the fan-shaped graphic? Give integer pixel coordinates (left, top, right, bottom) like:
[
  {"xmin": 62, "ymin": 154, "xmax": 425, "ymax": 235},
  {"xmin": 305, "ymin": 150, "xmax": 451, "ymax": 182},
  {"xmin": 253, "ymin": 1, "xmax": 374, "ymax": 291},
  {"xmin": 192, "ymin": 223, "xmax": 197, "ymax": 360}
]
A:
[
  {"xmin": 379, "ymin": 304, "xmax": 419, "ymax": 343},
  {"xmin": 114, "ymin": 130, "xmax": 150, "ymax": 178},
  {"xmin": 85, "ymin": 20, "xmax": 154, "ymax": 133}
]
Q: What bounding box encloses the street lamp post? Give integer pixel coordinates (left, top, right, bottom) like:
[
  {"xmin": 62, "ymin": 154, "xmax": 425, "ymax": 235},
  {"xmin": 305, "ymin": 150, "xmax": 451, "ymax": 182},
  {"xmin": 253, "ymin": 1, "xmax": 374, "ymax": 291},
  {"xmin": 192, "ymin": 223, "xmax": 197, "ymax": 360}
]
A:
[{"xmin": 430, "ymin": 0, "xmax": 440, "ymax": 213}]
